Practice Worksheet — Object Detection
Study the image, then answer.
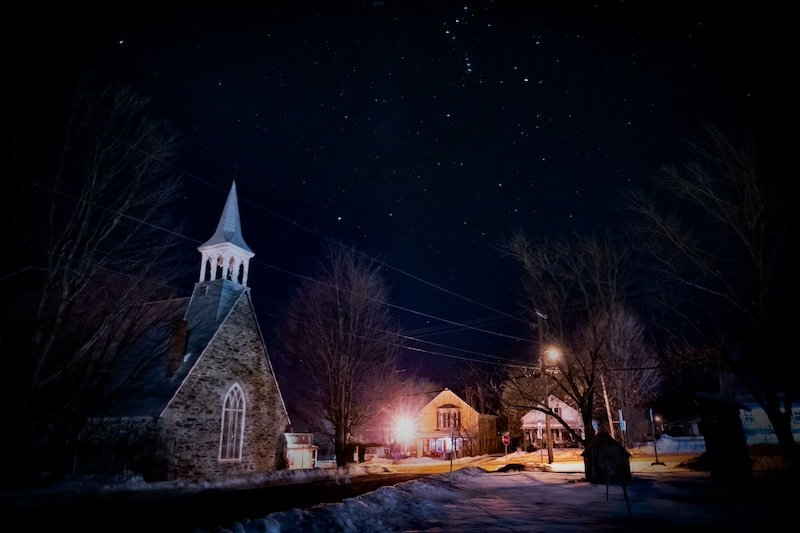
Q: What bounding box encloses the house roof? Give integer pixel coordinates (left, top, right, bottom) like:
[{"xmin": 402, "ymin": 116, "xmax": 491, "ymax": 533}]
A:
[{"xmin": 417, "ymin": 389, "xmax": 482, "ymax": 417}]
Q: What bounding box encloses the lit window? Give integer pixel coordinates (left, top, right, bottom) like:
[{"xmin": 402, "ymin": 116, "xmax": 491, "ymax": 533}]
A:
[
  {"xmin": 740, "ymin": 409, "xmax": 755, "ymax": 426},
  {"xmin": 219, "ymin": 384, "xmax": 246, "ymax": 461},
  {"xmin": 792, "ymin": 408, "xmax": 800, "ymax": 425}
]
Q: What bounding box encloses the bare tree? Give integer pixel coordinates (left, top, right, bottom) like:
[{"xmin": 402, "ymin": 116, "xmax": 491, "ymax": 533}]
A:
[
  {"xmin": 627, "ymin": 124, "xmax": 799, "ymax": 465},
  {"xmin": 456, "ymin": 363, "xmax": 504, "ymax": 416},
  {"xmin": 598, "ymin": 307, "xmax": 664, "ymax": 447},
  {"xmin": 499, "ymin": 232, "xmax": 662, "ymax": 475},
  {"xmin": 277, "ymin": 244, "xmax": 401, "ymax": 467},
  {"xmin": 1, "ymin": 79, "xmax": 186, "ymax": 480},
  {"xmin": 358, "ymin": 376, "xmax": 441, "ymax": 455}
]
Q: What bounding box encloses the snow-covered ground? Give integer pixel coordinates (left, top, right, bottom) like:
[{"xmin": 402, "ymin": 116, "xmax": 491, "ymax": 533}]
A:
[
  {"xmin": 218, "ymin": 466, "xmax": 791, "ymax": 532},
  {"xmin": 0, "ymin": 436, "xmax": 706, "ymax": 501},
  {"xmin": 184, "ymin": 437, "xmax": 783, "ymax": 532},
  {"xmin": 7, "ymin": 436, "xmax": 792, "ymax": 532},
  {"xmin": 205, "ymin": 437, "xmax": 790, "ymax": 532}
]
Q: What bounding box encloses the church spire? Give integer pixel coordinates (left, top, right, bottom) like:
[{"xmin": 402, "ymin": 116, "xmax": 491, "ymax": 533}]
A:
[{"xmin": 198, "ymin": 181, "xmax": 255, "ymax": 286}]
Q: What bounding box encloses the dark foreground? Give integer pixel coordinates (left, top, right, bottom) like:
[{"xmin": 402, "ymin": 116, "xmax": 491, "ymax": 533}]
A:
[{"xmin": 1, "ymin": 472, "xmax": 429, "ymax": 532}]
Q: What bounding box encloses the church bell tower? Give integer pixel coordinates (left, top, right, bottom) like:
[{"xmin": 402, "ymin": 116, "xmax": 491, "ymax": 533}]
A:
[{"xmin": 197, "ymin": 181, "xmax": 254, "ymax": 287}]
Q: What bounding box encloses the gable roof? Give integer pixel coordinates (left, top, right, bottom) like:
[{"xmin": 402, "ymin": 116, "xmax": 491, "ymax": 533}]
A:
[
  {"xmin": 417, "ymin": 388, "xmax": 481, "ymax": 417},
  {"xmin": 94, "ymin": 280, "xmax": 248, "ymax": 417}
]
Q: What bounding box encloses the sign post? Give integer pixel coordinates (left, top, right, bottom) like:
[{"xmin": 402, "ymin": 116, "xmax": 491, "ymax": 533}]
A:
[{"xmin": 502, "ymin": 433, "xmax": 510, "ymax": 458}]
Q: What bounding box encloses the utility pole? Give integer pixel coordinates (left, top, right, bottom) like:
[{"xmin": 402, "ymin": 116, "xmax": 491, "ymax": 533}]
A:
[
  {"xmin": 536, "ymin": 310, "xmax": 547, "ymax": 374},
  {"xmin": 544, "ymin": 398, "xmax": 553, "ymax": 464},
  {"xmin": 601, "ymin": 373, "xmax": 616, "ymax": 440},
  {"xmin": 536, "ymin": 310, "xmax": 554, "ymax": 464}
]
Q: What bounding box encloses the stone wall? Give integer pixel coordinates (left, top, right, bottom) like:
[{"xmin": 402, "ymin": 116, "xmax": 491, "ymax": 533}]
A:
[{"xmin": 161, "ymin": 292, "xmax": 289, "ymax": 480}]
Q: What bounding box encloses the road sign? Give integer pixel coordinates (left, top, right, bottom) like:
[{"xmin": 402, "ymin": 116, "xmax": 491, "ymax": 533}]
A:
[{"xmin": 502, "ymin": 434, "xmax": 510, "ymax": 446}]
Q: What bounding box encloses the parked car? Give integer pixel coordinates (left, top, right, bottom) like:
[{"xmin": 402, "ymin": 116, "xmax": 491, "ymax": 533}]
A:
[{"xmin": 364, "ymin": 446, "xmax": 389, "ymax": 461}]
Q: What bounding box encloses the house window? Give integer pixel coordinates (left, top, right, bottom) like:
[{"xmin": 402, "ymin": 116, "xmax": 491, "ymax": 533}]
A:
[
  {"xmin": 219, "ymin": 383, "xmax": 246, "ymax": 461},
  {"xmin": 740, "ymin": 409, "xmax": 755, "ymax": 426},
  {"xmin": 792, "ymin": 408, "xmax": 800, "ymax": 425},
  {"xmin": 437, "ymin": 405, "xmax": 461, "ymax": 429}
]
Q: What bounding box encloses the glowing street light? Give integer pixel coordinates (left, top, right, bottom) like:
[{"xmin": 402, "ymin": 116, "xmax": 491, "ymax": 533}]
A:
[
  {"xmin": 544, "ymin": 347, "xmax": 561, "ymax": 365},
  {"xmin": 540, "ymin": 346, "xmax": 562, "ymax": 464},
  {"xmin": 394, "ymin": 415, "xmax": 415, "ymax": 456}
]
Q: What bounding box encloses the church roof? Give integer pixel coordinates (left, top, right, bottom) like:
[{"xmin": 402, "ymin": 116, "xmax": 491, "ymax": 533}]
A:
[
  {"xmin": 95, "ymin": 282, "xmax": 248, "ymax": 418},
  {"xmin": 93, "ymin": 297, "xmax": 191, "ymax": 417},
  {"xmin": 199, "ymin": 181, "xmax": 253, "ymax": 253},
  {"xmin": 92, "ymin": 183, "xmax": 260, "ymax": 418}
]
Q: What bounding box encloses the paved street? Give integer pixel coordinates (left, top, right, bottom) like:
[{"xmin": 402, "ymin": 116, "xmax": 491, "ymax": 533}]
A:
[{"xmin": 2, "ymin": 472, "xmax": 429, "ymax": 533}]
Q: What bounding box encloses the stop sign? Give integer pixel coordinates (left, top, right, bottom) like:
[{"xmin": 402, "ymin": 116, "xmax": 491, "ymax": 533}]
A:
[{"xmin": 502, "ymin": 434, "xmax": 510, "ymax": 445}]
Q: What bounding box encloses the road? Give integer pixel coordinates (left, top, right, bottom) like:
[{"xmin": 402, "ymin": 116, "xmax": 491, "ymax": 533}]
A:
[{"xmin": 2, "ymin": 450, "xmax": 702, "ymax": 531}]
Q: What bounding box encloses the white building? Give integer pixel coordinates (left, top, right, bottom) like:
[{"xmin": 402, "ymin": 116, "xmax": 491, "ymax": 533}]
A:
[{"xmin": 521, "ymin": 395, "xmax": 584, "ymax": 449}]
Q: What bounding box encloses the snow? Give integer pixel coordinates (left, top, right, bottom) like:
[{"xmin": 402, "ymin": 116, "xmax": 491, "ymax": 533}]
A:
[
  {"xmin": 220, "ymin": 465, "xmax": 789, "ymax": 532},
  {"xmin": 4, "ymin": 438, "xmax": 792, "ymax": 531},
  {"xmin": 205, "ymin": 439, "xmax": 791, "ymax": 532}
]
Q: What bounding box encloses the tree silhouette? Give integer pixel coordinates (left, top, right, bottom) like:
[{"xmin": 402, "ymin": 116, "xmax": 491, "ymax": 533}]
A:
[
  {"xmin": 277, "ymin": 244, "xmax": 401, "ymax": 467},
  {"xmin": 1, "ymin": 79, "xmax": 186, "ymax": 482},
  {"xmin": 627, "ymin": 124, "xmax": 799, "ymax": 466}
]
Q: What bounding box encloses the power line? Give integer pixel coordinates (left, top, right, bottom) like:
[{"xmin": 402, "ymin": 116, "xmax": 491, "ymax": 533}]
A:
[
  {"xmin": 258, "ymin": 261, "xmax": 535, "ymax": 344},
  {"xmin": 7, "ymin": 172, "xmax": 537, "ymax": 361}
]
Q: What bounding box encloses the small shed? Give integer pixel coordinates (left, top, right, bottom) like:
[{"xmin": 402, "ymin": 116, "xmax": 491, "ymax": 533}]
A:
[
  {"xmin": 581, "ymin": 429, "xmax": 631, "ymax": 484},
  {"xmin": 285, "ymin": 433, "xmax": 319, "ymax": 470}
]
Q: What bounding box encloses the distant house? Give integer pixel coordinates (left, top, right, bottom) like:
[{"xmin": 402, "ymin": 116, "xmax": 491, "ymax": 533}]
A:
[
  {"xmin": 521, "ymin": 395, "xmax": 584, "ymax": 449},
  {"xmin": 663, "ymin": 414, "xmax": 702, "ymax": 437},
  {"xmin": 411, "ymin": 388, "xmax": 497, "ymax": 458},
  {"xmin": 77, "ymin": 182, "xmax": 291, "ymax": 481},
  {"xmin": 710, "ymin": 371, "xmax": 800, "ymax": 448},
  {"xmin": 738, "ymin": 401, "xmax": 800, "ymax": 446}
]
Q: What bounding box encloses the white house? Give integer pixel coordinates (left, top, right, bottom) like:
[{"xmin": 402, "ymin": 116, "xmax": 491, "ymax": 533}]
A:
[
  {"xmin": 521, "ymin": 395, "xmax": 584, "ymax": 449},
  {"xmin": 739, "ymin": 402, "xmax": 800, "ymax": 446}
]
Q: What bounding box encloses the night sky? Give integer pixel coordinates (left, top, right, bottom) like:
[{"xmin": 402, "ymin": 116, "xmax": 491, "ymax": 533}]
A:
[{"xmin": 9, "ymin": 2, "xmax": 791, "ymax": 383}]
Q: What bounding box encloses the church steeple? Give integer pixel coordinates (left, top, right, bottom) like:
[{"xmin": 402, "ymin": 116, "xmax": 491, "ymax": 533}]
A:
[{"xmin": 198, "ymin": 181, "xmax": 255, "ymax": 286}]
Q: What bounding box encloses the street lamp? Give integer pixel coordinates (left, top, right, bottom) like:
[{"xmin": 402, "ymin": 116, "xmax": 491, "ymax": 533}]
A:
[
  {"xmin": 534, "ymin": 310, "xmax": 560, "ymax": 464},
  {"xmin": 538, "ymin": 345, "xmax": 561, "ymax": 464},
  {"xmin": 649, "ymin": 408, "xmax": 665, "ymax": 466},
  {"xmin": 544, "ymin": 347, "xmax": 561, "ymax": 366}
]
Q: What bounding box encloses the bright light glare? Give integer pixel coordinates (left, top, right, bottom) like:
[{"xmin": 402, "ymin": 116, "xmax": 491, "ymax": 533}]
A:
[
  {"xmin": 395, "ymin": 416, "xmax": 415, "ymax": 441},
  {"xmin": 545, "ymin": 347, "xmax": 561, "ymax": 364}
]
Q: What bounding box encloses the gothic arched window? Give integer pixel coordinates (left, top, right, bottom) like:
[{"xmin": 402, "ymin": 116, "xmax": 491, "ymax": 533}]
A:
[{"xmin": 219, "ymin": 383, "xmax": 246, "ymax": 461}]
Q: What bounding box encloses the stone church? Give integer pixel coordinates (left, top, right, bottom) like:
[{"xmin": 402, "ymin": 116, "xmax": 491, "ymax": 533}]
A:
[{"xmin": 78, "ymin": 182, "xmax": 290, "ymax": 481}]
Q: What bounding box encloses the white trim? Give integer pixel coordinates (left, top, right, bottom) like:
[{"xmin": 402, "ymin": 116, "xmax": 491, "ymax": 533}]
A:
[
  {"xmin": 242, "ymin": 289, "xmax": 292, "ymax": 426},
  {"xmin": 219, "ymin": 383, "xmax": 246, "ymax": 462}
]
